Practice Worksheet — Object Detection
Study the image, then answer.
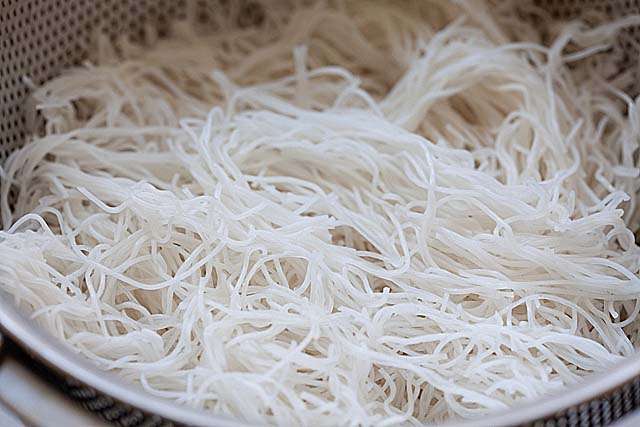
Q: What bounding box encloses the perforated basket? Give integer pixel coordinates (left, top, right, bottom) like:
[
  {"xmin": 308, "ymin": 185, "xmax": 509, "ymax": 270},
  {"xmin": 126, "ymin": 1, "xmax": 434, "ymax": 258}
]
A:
[{"xmin": 2, "ymin": 1, "xmax": 640, "ymax": 426}]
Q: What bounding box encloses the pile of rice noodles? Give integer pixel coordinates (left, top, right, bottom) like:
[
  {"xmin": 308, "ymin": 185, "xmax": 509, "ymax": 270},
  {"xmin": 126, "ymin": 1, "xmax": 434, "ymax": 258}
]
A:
[{"xmin": 3, "ymin": 0, "xmax": 640, "ymax": 425}]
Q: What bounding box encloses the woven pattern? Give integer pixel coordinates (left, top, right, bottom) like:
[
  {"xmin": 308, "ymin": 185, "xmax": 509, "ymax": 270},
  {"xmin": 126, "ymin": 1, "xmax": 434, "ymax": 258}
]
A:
[
  {"xmin": 535, "ymin": 0, "xmax": 640, "ymax": 95},
  {"xmin": 1, "ymin": 1, "xmax": 640, "ymax": 426},
  {"xmin": 62, "ymin": 376, "xmax": 176, "ymax": 427},
  {"xmin": 536, "ymin": 0, "xmax": 640, "ymax": 19},
  {"xmin": 0, "ymin": 0, "xmax": 191, "ymax": 163},
  {"xmin": 533, "ymin": 377, "xmax": 640, "ymax": 427}
]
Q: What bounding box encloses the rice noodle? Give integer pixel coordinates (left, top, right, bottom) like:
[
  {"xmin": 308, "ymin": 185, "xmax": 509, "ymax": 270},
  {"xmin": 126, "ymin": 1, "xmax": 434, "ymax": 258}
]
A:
[{"xmin": 2, "ymin": 1, "xmax": 640, "ymax": 425}]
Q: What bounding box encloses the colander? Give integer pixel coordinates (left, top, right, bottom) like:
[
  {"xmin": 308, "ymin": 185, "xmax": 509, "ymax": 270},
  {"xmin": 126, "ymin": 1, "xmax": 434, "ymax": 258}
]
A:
[{"xmin": 1, "ymin": 1, "xmax": 640, "ymax": 426}]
